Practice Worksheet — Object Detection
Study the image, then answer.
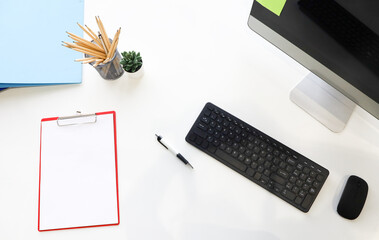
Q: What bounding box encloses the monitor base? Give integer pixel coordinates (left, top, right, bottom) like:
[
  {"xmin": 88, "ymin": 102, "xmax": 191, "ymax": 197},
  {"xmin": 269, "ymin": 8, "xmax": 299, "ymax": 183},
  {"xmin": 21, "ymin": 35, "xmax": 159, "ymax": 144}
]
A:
[{"xmin": 290, "ymin": 73, "xmax": 356, "ymax": 132}]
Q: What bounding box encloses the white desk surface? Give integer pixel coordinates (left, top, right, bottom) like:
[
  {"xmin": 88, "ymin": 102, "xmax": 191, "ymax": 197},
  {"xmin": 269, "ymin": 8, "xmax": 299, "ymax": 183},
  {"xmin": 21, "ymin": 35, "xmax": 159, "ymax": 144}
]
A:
[{"xmin": 0, "ymin": 0, "xmax": 378, "ymax": 239}]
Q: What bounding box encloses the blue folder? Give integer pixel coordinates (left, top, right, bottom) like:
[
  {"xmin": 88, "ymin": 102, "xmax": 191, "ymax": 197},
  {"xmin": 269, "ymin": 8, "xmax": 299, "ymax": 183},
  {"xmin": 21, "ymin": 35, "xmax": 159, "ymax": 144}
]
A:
[{"xmin": 0, "ymin": 0, "xmax": 84, "ymax": 88}]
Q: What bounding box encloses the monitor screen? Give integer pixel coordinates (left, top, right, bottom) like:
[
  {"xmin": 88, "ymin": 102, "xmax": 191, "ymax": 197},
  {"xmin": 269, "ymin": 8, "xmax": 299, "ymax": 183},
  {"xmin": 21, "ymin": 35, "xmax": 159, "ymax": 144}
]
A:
[{"xmin": 249, "ymin": 0, "xmax": 379, "ymax": 117}]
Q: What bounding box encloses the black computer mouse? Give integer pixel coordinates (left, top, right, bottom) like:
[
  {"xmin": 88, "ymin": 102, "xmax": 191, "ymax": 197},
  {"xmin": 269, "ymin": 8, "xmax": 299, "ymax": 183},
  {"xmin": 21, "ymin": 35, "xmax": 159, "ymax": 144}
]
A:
[{"xmin": 337, "ymin": 175, "xmax": 368, "ymax": 220}]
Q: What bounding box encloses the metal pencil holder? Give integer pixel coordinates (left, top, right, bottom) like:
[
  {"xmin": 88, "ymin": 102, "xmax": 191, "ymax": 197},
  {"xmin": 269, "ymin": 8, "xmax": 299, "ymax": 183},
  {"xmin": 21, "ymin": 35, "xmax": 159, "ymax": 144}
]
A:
[{"xmin": 85, "ymin": 39, "xmax": 124, "ymax": 80}]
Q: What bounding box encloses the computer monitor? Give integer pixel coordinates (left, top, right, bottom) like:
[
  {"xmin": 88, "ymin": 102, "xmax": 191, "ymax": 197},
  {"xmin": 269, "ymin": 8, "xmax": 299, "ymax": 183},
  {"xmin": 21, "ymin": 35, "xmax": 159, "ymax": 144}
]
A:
[{"xmin": 248, "ymin": 0, "xmax": 379, "ymax": 132}]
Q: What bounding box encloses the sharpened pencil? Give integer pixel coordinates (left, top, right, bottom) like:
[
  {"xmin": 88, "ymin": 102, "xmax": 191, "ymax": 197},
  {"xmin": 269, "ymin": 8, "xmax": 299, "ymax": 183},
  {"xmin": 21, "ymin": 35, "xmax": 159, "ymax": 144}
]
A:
[
  {"xmin": 106, "ymin": 28, "xmax": 121, "ymax": 60},
  {"xmin": 64, "ymin": 16, "xmax": 121, "ymax": 69},
  {"xmin": 66, "ymin": 32, "xmax": 105, "ymax": 53},
  {"xmin": 77, "ymin": 22, "xmax": 103, "ymax": 47},
  {"xmin": 75, "ymin": 57, "xmax": 97, "ymax": 62},
  {"xmin": 96, "ymin": 16, "xmax": 111, "ymax": 50}
]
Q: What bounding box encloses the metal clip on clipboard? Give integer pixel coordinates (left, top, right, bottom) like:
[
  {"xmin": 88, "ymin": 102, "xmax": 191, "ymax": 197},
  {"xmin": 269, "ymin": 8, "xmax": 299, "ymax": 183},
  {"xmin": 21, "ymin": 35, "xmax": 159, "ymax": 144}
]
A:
[{"xmin": 57, "ymin": 111, "xmax": 97, "ymax": 126}]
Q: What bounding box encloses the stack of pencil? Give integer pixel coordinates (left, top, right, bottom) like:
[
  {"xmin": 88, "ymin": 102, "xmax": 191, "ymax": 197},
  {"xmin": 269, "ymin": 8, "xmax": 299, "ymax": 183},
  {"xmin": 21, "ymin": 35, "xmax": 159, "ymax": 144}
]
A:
[{"xmin": 63, "ymin": 16, "xmax": 121, "ymax": 67}]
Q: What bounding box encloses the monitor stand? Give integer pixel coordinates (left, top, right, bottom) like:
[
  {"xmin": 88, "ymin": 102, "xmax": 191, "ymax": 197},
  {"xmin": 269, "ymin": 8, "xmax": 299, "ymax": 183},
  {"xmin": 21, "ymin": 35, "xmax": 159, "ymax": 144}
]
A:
[{"xmin": 290, "ymin": 73, "xmax": 356, "ymax": 132}]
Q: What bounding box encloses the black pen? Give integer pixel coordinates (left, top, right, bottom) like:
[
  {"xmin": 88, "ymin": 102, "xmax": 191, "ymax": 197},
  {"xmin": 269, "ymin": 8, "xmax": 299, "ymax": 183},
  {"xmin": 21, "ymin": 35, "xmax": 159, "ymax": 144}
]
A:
[{"xmin": 155, "ymin": 134, "xmax": 194, "ymax": 169}]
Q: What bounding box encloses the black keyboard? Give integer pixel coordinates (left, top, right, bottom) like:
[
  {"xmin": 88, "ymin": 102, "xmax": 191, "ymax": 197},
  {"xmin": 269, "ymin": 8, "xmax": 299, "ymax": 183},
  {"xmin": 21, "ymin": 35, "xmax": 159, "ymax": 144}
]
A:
[{"xmin": 186, "ymin": 102, "xmax": 329, "ymax": 212}]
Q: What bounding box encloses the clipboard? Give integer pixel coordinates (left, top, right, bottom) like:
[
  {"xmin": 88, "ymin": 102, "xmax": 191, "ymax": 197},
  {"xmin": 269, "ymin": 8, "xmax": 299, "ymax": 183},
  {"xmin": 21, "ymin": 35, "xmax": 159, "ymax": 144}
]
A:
[{"xmin": 38, "ymin": 111, "xmax": 119, "ymax": 231}]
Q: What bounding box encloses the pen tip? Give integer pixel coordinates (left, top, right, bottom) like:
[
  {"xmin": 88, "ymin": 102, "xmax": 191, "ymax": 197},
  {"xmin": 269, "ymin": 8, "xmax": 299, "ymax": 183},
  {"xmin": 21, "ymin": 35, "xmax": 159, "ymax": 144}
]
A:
[{"xmin": 188, "ymin": 163, "xmax": 194, "ymax": 169}]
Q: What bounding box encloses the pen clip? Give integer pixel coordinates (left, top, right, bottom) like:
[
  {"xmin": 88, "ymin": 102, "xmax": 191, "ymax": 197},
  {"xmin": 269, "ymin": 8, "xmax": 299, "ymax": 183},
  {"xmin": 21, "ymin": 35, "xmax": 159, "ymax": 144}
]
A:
[{"xmin": 155, "ymin": 134, "xmax": 168, "ymax": 149}]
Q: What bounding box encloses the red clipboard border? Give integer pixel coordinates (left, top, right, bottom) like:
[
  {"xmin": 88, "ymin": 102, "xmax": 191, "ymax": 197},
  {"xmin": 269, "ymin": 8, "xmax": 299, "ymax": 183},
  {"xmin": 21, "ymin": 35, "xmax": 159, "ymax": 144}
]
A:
[{"xmin": 38, "ymin": 111, "xmax": 120, "ymax": 232}]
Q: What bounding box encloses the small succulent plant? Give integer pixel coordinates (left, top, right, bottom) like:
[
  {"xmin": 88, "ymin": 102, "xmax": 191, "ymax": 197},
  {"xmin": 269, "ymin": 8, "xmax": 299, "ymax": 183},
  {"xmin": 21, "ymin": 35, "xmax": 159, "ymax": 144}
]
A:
[{"xmin": 120, "ymin": 51, "xmax": 143, "ymax": 73}]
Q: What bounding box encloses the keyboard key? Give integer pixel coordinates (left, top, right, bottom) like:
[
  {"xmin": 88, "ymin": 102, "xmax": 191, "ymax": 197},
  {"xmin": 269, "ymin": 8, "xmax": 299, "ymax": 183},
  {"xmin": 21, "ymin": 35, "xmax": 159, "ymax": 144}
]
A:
[
  {"xmin": 261, "ymin": 175, "xmax": 269, "ymax": 185},
  {"xmin": 274, "ymin": 185, "xmax": 283, "ymax": 193},
  {"xmin": 289, "ymin": 176, "xmax": 296, "ymax": 183},
  {"xmin": 188, "ymin": 133, "xmax": 197, "ymax": 141},
  {"xmin": 295, "ymin": 197, "xmax": 303, "ymax": 205},
  {"xmin": 198, "ymin": 122, "xmax": 208, "ymax": 131},
  {"xmin": 299, "ymin": 190, "xmax": 306, "ymax": 198},
  {"xmin": 193, "ymin": 128, "xmax": 207, "ymax": 139},
  {"xmin": 206, "ymin": 105, "xmax": 214, "ymax": 111},
  {"xmin": 301, "ymin": 194, "xmax": 313, "ymax": 209},
  {"xmin": 277, "ymin": 169, "xmax": 289, "ymax": 178},
  {"xmin": 306, "ymin": 177, "xmax": 313, "ymax": 184},
  {"xmin": 270, "ymin": 165, "xmax": 278, "ymax": 172},
  {"xmin": 279, "ymin": 162, "xmax": 286, "ymax": 169},
  {"xmin": 296, "ymin": 180, "xmax": 303, "ymax": 187},
  {"xmin": 316, "ymin": 174, "xmax": 324, "ymax": 182},
  {"xmin": 257, "ymin": 158, "xmax": 265, "ymax": 165},
  {"xmin": 264, "ymin": 161, "xmax": 271, "ymax": 168},
  {"xmin": 245, "ymin": 150, "xmax": 252, "ymax": 157},
  {"xmin": 296, "ymin": 163, "xmax": 304, "ymax": 170},
  {"xmin": 254, "ymin": 172, "xmax": 262, "ymax": 180},
  {"xmin": 251, "ymin": 162, "xmax": 258, "ymax": 169},
  {"xmin": 239, "ymin": 146, "xmax": 246, "ymax": 153},
  {"xmin": 282, "ymin": 189, "xmax": 296, "ymax": 200},
  {"xmin": 287, "ymin": 158, "xmax": 296, "ymax": 165},
  {"xmin": 246, "ymin": 168, "xmax": 255, "ymax": 177},
  {"xmin": 300, "ymin": 173, "xmax": 307, "ymax": 180},
  {"xmin": 270, "ymin": 173, "xmax": 286, "ymax": 185},
  {"xmin": 207, "ymin": 145, "xmax": 217, "ymax": 153},
  {"xmin": 260, "ymin": 150, "xmax": 267, "ymax": 157},
  {"xmin": 213, "ymin": 139, "xmax": 220, "ymax": 147},
  {"xmin": 232, "ymin": 150, "xmax": 238, "ymax": 158},
  {"xmin": 201, "ymin": 141, "xmax": 208, "ymax": 149},
  {"xmin": 253, "ymin": 146, "xmax": 260, "ymax": 153},
  {"xmin": 225, "ymin": 147, "xmax": 232, "ymax": 153},
  {"xmin": 273, "ymin": 150, "xmax": 280, "ymax": 156},
  {"xmin": 293, "ymin": 169, "xmax": 301, "ymax": 177},
  {"xmin": 201, "ymin": 116, "xmax": 210, "ymax": 124},
  {"xmin": 215, "ymin": 149, "xmax": 247, "ymax": 172}
]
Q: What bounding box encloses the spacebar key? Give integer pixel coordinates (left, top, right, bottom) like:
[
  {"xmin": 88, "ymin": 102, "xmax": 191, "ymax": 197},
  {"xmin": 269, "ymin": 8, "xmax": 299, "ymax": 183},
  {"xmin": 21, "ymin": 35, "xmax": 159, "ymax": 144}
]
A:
[{"xmin": 215, "ymin": 149, "xmax": 247, "ymax": 172}]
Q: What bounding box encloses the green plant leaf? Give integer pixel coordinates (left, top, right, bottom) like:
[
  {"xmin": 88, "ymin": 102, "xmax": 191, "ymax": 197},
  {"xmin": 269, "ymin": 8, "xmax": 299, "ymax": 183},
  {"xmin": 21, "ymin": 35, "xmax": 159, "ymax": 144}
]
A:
[{"xmin": 120, "ymin": 50, "xmax": 143, "ymax": 73}]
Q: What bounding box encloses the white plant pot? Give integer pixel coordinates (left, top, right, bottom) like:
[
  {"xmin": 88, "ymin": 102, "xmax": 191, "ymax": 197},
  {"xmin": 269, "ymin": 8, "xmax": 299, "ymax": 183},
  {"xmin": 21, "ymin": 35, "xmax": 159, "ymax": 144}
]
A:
[{"xmin": 127, "ymin": 64, "xmax": 144, "ymax": 79}]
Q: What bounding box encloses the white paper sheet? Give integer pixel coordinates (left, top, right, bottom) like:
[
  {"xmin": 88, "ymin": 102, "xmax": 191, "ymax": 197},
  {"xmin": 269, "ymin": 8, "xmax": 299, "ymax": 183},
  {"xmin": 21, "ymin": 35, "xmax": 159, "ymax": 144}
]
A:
[{"xmin": 39, "ymin": 113, "xmax": 119, "ymax": 231}]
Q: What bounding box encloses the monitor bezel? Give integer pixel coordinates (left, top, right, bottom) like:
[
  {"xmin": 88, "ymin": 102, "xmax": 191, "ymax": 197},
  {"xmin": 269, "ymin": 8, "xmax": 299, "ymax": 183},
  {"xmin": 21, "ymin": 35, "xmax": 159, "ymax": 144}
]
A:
[{"xmin": 248, "ymin": 14, "xmax": 379, "ymax": 119}]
